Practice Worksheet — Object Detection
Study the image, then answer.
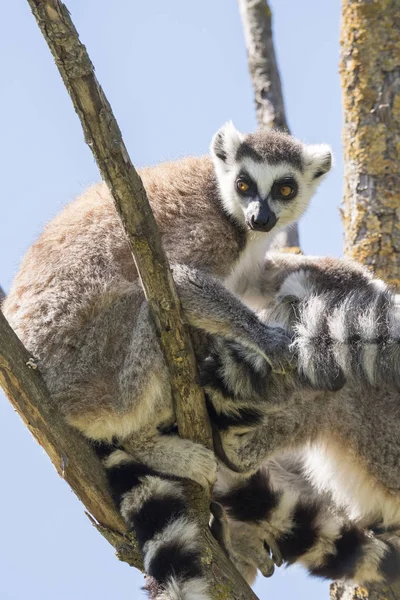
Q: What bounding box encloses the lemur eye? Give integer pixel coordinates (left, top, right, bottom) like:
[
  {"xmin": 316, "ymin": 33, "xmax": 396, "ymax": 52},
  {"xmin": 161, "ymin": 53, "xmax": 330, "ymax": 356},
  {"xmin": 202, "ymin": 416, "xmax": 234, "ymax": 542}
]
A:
[
  {"xmin": 236, "ymin": 180, "xmax": 250, "ymax": 193},
  {"xmin": 280, "ymin": 185, "xmax": 293, "ymax": 197},
  {"xmin": 272, "ymin": 178, "xmax": 298, "ymax": 200}
]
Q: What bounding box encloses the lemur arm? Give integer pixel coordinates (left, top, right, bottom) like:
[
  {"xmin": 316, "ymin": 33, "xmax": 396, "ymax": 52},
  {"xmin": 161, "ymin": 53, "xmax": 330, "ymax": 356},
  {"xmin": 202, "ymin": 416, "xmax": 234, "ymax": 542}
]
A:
[{"xmin": 172, "ymin": 264, "xmax": 294, "ymax": 374}]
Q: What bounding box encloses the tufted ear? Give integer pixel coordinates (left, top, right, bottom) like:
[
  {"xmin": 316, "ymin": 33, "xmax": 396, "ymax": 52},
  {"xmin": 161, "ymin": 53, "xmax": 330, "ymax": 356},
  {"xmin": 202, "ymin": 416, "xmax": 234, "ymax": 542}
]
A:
[
  {"xmin": 303, "ymin": 144, "xmax": 333, "ymax": 179},
  {"xmin": 210, "ymin": 122, "xmax": 244, "ymax": 166}
]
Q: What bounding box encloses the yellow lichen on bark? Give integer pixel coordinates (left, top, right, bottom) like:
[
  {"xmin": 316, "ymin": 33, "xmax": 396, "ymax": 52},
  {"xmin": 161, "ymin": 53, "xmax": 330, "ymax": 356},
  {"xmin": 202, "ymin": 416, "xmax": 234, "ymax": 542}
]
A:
[{"xmin": 340, "ymin": 0, "xmax": 400, "ymax": 287}]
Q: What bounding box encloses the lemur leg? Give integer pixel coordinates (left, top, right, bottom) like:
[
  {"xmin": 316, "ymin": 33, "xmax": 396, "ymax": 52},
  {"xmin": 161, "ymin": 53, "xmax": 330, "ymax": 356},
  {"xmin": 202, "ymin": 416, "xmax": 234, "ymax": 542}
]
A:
[
  {"xmin": 121, "ymin": 431, "xmax": 217, "ymax": 489},
  {"xmin": 214, "ymin": 393, "xmax": 321, "ymax": 474},
  {"xmin": 172, "ymin": 263, "xmax": 294, "ymax": 374},
  {"xmin": 47, "ymin": 290, "xmax": 216, "ymax": 600}
]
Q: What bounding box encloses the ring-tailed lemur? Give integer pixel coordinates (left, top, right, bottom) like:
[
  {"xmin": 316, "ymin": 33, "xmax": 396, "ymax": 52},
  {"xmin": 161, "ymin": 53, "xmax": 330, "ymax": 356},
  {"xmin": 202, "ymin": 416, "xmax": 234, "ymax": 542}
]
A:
[
  {"xmin": 203, "ymin": 253, "xmax": 400, "ymax": 585},
  {"xmin": 2, "ymin": 126, "xmax": 332, "ymax": 600}
]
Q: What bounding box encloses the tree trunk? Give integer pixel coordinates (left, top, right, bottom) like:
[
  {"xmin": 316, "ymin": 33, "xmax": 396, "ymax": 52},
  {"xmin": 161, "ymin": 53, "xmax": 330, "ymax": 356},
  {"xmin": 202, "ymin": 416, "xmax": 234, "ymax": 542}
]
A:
[
  {"xmin": 341, "ymin": 0, "xmax": 400, "ymax": 288},
  {"xmin": 237, "ymin": 0, "xmax": 300, "ymax": 250},
  {"xmin": 336, "ymin": 0, "xmax": 400, "ymax": 598}
]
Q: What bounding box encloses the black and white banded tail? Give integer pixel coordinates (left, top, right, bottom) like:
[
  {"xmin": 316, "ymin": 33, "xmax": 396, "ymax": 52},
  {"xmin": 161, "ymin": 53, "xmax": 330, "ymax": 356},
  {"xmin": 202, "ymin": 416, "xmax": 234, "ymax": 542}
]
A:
[
  {"xmin": 94, "ymin": 443, "xmax": 210, "ymax": 600},
  {"xmin": 214, "ymin": 459, "xmax": 400, "ymax": 585}
]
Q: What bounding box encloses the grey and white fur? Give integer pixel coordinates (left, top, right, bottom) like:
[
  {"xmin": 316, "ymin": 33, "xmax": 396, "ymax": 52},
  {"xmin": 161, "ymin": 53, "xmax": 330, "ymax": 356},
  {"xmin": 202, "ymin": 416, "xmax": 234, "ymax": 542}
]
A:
[
  {"xmin": 203, "ymin": 253, "xmax": 400, "ymax": 585},
  {"xmin": 2, "ymin": 125, "xmax": 332, "ymax": 600},
  {"xmin": 214, "ymin": 453, "xmax": 400, "ymax": 586}
]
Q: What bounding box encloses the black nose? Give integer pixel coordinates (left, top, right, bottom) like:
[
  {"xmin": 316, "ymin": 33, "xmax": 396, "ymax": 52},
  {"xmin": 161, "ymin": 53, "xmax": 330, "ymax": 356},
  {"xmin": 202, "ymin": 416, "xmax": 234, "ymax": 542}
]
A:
[{"xmin": 250, "ymin": 213, "xmax": 277, "ymax": 232}]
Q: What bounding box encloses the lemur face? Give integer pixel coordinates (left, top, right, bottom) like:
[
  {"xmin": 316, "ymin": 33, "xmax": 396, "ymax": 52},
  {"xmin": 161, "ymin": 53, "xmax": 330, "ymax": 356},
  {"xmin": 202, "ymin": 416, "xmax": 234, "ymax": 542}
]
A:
[{"xmin": 211, "ymin": 122, "xmax": 332, "ymax": 234}]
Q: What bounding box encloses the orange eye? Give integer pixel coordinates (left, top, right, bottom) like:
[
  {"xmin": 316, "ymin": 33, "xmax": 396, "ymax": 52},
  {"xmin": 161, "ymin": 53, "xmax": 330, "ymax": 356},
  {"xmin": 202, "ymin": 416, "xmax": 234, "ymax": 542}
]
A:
[
  {"xmin": 279, "ymin": 185, "xmax": 293, "ymax": 197},
  {"xmin": 237, "ymin": 180, "xmax": 250, "ymax": 193}
]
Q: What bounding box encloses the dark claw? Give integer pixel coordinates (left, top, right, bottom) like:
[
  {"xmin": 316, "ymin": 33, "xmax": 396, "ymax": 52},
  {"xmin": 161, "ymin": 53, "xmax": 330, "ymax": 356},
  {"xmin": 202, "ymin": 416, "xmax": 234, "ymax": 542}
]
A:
[{"xmin": 210, "ymin": 501, "xmax": 230, "ymax": 557}]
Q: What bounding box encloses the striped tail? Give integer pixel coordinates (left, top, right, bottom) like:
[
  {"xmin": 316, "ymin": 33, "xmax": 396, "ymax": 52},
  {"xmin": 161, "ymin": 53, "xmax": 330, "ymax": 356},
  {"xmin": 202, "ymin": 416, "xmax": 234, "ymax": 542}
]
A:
[
  {"xmin": 93, "ymin": 443, "xmax": 210, "ymax": 600},
  {"xmin": 294, "ymin": 284, "xmax": 400, "ymax": 392},
  {"xmin": 307, "ymin": 526, "xmax": 400, "ymax": 584},
  {"xmin": 214, "ymin": 459, "xmax": 400, "ymax": 585}
]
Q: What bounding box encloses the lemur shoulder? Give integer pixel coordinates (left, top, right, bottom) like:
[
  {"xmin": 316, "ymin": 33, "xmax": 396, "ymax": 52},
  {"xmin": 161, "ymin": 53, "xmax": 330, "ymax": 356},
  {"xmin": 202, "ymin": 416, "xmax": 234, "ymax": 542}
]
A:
[{"xmin": 2, "ymin": 125, "xmax": 332, "ymax": 600}]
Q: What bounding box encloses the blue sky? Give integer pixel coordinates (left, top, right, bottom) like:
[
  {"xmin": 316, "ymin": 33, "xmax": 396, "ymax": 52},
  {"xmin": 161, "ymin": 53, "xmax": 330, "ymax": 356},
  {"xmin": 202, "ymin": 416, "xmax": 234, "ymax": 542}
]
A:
[{"xmin": 0, "ymin": 1, "xmax": 342, "ymax": 598}]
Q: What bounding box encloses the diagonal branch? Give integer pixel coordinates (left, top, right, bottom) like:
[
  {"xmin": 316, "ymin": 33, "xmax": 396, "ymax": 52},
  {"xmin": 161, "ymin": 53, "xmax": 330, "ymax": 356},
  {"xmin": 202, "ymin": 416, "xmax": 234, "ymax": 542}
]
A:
[{"xmin": 237, "ymin": 0, "xmax": 299, "ymax": 249}]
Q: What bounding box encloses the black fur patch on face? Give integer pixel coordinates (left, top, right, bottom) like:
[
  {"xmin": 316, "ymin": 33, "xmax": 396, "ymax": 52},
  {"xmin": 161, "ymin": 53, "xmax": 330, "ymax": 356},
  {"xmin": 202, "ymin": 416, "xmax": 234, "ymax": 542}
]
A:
[
  {"xmin": 206, "ymin": 396, "xmax": 264, "ymax": 431},
  {"xmin": 277, "ymin": 502, "xmax": 319, "ymax": 563},
  {"xmin": 215, "ymin": 470, "xmax": 280, "ymax": 522},
  {"xmin": 309, "ymin": 526, "xmax": 365, "ymax": 580},
  {"xmin": 132, "ymin": 495, "xmax": 187, "ymax": 550},
  {"xmin": 379, "ymin": 541, "xmax": 400, "ymax": 583},
  {"xmin": 148, "ymin": 541, "xmax": 203, "ymax": 585},
  {"xmin": 236, "ymin": 131, "xmax": 304, "ymax": 172}
]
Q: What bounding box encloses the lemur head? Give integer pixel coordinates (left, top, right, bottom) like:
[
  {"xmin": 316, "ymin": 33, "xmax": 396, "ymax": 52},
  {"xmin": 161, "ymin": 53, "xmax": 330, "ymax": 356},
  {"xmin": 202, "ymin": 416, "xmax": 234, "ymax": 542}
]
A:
[{"xmin": 210, "ymin": 122, "xmax": 332, "ymax": 234}]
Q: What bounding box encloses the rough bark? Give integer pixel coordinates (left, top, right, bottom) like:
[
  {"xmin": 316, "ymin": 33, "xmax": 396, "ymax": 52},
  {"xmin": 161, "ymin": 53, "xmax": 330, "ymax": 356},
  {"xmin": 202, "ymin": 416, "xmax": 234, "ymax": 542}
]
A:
[
  {"xmin": 341, "ymin": 0, "xmax": 400, "ymax": 288},
  {"xmin": 0, "ymin": 286, "xmax": 5, "ymax": 304},
  {"xmin": 331, "ymin": 581, "xmax": 400, "ymax": 600},
  {"xmin": 237, "ymin": 0, "xmax": 288, "ymax": 130},
  {"xmin": 237, "ymin": 0, "xmax": 300, "ymax": 250},
  {"xmin": 336, "ymin": 1, "xmax": 400, "ymax": 599},
  {"xmin": 2, "ymin": 1, "xmax": 259, "ymax": 598}
]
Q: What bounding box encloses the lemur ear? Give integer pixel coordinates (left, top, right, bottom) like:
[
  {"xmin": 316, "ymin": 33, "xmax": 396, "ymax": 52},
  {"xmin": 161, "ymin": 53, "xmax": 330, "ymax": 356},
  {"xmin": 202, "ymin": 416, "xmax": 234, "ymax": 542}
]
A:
[
  {"xmin": 210, "ymin": 122, "xmax": 244, "ymax": 165},
  {"xmin": 303, "ymin": 144, "xmax": 333, "ymax": 179}
]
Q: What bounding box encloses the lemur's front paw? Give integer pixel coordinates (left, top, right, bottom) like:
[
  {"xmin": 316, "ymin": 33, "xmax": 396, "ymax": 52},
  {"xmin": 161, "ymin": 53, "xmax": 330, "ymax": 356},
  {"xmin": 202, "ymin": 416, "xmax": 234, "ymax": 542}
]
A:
[
  {"xmin": 210, "ymin": 506, "xmax": 278, "ymax": 579},
  {"xmin": 184, "ymin": 442, "xmax": 218, "ymax": 489},
  {"xmin": 199, "ymin": 339, "xmax": 271, "ymax": 402},
  {"xmin": 227, "ymin": 524, "xmax": 281, "ymax": 580},
  {"xmin": 260, "ymin": 325, "xmax": 296, "ymax": 375}
]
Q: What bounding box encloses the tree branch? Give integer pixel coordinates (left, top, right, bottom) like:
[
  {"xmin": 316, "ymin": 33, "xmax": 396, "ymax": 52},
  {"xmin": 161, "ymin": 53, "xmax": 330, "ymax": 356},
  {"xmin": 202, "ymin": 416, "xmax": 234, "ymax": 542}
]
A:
[
  {"xmin": 237, "ymin": 0, "xmax": 299, "ymax": 250},
  {"xmin": 0, "ymin": 1, "xmax": 260, "ymax": 597},
  {"xmin": 337, "ymin": 1, "xmax": 400, "ymax": 599},
  {"xmin": 0, "ymin": 286, "xmax": 5, "ymax": 304}
]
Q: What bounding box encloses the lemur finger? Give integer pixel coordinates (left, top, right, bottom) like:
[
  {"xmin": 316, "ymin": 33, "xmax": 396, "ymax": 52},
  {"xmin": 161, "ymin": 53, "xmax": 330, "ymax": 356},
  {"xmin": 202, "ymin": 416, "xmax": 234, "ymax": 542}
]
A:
[{"xmin": 264, "ymin": 535, "xmax": 283, "ymax": 567}]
